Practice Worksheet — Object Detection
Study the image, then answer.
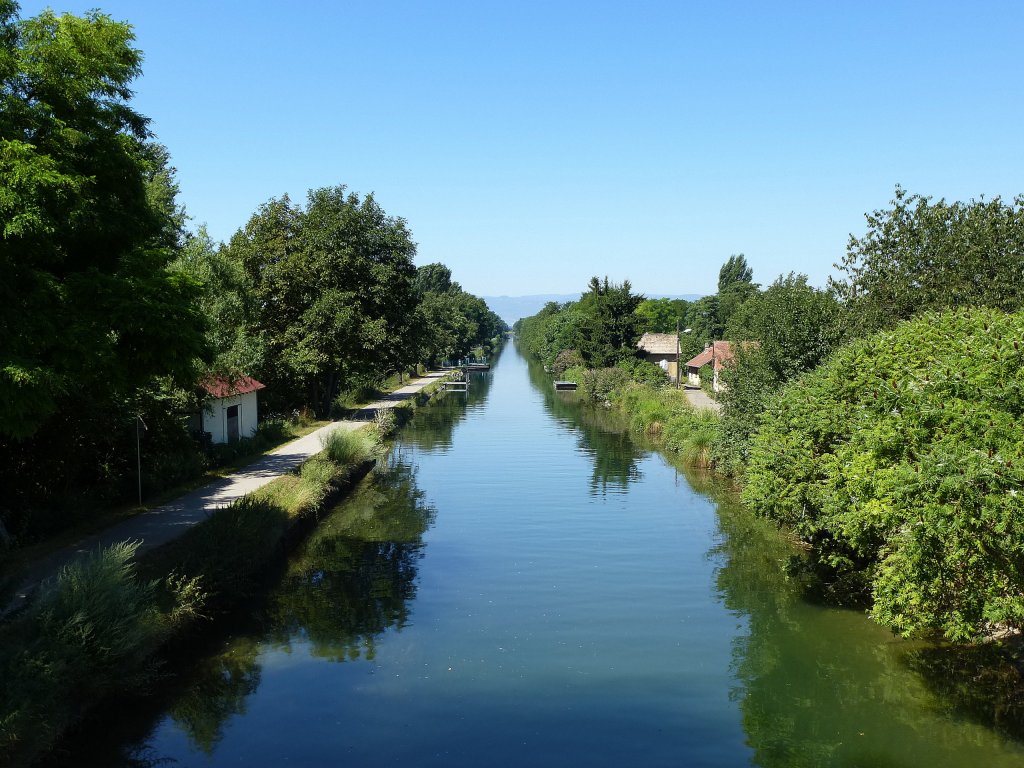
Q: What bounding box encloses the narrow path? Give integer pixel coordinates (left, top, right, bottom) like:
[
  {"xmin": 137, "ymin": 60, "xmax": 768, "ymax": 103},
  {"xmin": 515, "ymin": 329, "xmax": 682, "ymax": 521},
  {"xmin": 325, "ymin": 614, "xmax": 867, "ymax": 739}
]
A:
[
  {"xmin": 682, "ymin": 385, "xmax": 722, "ymax": 413},
  {"xmin": 2, "ymin": 371, "xmax": 449, "ymax": 616}
]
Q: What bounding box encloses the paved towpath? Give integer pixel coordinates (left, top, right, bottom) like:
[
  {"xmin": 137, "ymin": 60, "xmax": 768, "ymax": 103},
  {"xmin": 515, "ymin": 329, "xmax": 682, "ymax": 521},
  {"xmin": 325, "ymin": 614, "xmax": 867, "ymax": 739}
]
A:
[
  {"xmin": 3, "ymin": 371, "xmax": 449, "ymax": 616},
  {"xmin": 682, "ymin": 385, "xmax": 722, "ymax": 414}
]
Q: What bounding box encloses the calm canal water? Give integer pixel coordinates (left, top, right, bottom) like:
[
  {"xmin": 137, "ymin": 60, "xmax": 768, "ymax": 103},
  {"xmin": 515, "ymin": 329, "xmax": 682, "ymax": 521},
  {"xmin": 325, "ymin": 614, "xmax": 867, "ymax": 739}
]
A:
[{"xmin": 60, "ymin": 346, "xmax": 1024, "ymax": 766}]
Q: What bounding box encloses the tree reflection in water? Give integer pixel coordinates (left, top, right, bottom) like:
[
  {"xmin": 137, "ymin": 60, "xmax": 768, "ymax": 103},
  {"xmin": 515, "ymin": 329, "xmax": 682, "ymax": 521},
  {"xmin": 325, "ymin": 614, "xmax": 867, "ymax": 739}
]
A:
[
  {"xmin": 694, "ymin": 467, "xmax": 1024, "ymax": 767},
  {"xmin": 526, "ymin": 354, "xmax": 646, "ymax": 495},
  {"xmin": 160, "ymin": 453, "xmax": 436, "ymax": 755},
  {"xmin": 266, "ymin": 453, "xmax": 436, "ymax": 662}
]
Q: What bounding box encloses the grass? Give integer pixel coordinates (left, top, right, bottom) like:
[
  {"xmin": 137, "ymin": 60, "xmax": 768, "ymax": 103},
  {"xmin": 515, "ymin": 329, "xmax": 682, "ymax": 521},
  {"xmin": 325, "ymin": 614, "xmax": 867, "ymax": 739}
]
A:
[
  {"xmin": 0, "ymin": 542, "xmax": 204, "ymax": 765},
  {"xmin": 0, "ymin": 427, "xmax": 382, "ymax": 767},
  {"xmin": 612, "ymin": 382, "xmax": 723, "ymax": 468}
]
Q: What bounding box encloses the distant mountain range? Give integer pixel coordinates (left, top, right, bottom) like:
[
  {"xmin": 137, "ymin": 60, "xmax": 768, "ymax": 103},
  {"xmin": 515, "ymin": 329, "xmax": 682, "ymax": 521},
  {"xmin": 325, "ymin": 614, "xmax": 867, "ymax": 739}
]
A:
[{"xmin": 482, "ymin": 294, "xmax": 703, "ymax": 326}]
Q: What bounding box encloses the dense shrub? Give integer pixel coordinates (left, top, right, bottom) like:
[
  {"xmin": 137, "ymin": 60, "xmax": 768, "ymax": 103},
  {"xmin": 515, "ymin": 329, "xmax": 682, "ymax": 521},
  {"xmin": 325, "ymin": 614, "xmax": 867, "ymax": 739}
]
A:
[
  {"xmin": 551, "ymin": 349, "xmax": 584, "ymax": 376},
  {"xmin": 743, "ymin": 308, "xmax": 1024, "ymax": 641},
  {"xmin": 616, "ymin": 357, "xmax": 669, "ymax": 387},
  {"xmin": 578, "ymin": 367, "xmax": 631, "ymax": 403}
]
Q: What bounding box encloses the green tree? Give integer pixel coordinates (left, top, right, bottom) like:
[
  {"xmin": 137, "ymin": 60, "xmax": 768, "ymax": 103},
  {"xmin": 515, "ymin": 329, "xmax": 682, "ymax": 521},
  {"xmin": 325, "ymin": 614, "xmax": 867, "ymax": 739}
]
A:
[
  {"xmin": 576, "ymin": 277, "xmax": 643, "ymax": 367},
  {"xmin": 714, "ymin": 274, "xmax": 844, "ymax": 471},
  {"xmin": 414, "ymin": 262, "xmax": 455, "ymax": 295},
  {"xmin": 0, "ymin": 4, "xmax": 206, "ymax": 438},
  {"xmin": 834, "ymin": 186, "xmax": 1024, "ymax": 335},
  {"xmin": 718, "ymin": 253, "xmax": 753, "ymax": 291},
  {"xmin": 225, "ymin": 187, "xmax": 418, "ymax": 415},
  {"xmin": 634, "ymin": 297, "xmax": 689, "ymax": 334}
]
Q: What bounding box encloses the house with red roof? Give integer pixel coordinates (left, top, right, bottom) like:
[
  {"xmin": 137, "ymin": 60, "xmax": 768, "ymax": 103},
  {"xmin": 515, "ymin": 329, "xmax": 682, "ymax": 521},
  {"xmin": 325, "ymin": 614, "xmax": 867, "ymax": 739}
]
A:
[
  {"xmin": 198, "ymin": 375, "xmax": 266, "ymax": 444},
  {"xmin": 685, "ymin": 341, "xmax": 755, "ymax": 393}
]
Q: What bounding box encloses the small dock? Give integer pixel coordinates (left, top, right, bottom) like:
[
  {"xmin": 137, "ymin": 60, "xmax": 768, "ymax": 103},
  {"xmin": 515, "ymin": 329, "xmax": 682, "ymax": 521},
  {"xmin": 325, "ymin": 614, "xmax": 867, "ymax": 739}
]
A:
[
  {"xmin": 554, "ymin": 381, "xmax": 577, "ymax": 391},
  {"xmin": 443, "ymin": 379, "xmax": 469, "ymax": 392}
]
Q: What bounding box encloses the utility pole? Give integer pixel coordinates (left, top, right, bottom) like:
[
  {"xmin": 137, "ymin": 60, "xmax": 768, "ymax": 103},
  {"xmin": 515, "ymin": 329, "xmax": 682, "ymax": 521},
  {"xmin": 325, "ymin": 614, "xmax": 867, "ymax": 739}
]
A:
[
  {"xmin": 675, "ymin": 319, "xmax": 681, "ymax": 389},
  {"xmin": 136, "ymin": 415, "xmax": 147, "ymax": 506}
]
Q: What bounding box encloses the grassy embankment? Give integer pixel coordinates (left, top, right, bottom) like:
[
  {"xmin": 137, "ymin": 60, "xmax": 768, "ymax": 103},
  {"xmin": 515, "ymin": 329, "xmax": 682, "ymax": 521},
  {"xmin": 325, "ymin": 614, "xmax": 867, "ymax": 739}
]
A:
[
  {"xmin": 0, "ymin": 372, "xmax": 450, "ymax": 766},
  {"xmin": 561, "ymin": 364, "xmax": 722, "ymax": 468}
]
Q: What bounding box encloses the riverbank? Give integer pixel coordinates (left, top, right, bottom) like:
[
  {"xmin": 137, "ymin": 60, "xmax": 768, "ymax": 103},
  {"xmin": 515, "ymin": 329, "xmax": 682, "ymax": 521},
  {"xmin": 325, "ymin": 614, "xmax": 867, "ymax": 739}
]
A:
[
  {"xmin": 0, "ymin": 373, "xmax": 452, "ymax": 767},
  {"xmin": 60, "ymin": 344, "xmax": 1024, "ymax": 767}
]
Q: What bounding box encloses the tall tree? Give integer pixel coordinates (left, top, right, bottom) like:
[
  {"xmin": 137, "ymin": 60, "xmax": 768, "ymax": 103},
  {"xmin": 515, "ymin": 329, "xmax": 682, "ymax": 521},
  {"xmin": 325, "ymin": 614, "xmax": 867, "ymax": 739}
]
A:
[
  {"xmin": 576, "ymin": 277, "xmax": 643, "ymax": 367},
  {"xmin": 718, "ymin": 254, "xmax": 753, "ymax": 292},
  {"xmin": 224, "ymin": 187, "xmax": 418, "ymax": 415},
  {"xmin": 0, "ymin": 4, "xmax": 208, "ymax": 540},
  {"xmin": 833, "ymin": 186, "xmax": 1024, "ymax": 335},
  {"xmin": 0, "ymin": 5, "xmax": 206, "ymax": 439}
]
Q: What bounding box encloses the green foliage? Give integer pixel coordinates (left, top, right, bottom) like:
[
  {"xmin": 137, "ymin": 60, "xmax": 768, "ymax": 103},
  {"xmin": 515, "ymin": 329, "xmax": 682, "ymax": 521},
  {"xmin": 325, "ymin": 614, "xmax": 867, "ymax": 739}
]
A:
[
  {"xmin": 616, "ymin": 357, "xmax": 668, "ymax": 387},
  {"xmin": 413, "ymin": 279, "xmax": 506, "ymax": 367},
  {"xmin": 514, "ymin": 278, "xmax": 643, "ymax": 370},
  {"xmin": 0, "ymin": 6, "xmax": 207, "ymax": 438},
  {"xmin": 609, "ymin": 382, "xmax": 722, "ymax": 467},
  {"xmin": 320, "ymin": 428, "xmax": 376, "ymax": 467},
  {"xmin": 744, "ymin": 308, "xmax": 1024, "ymax": 641},
  {"xmin": 577, "ymin": 367, "xmax": 631, "ymax": 403},
  {"xmin": 718, "ymin": 254, "xmax": 754, "ymax": 291},
  {"xmin": 550, "ymin": 349, "xmax": 584, "ymax": 376},
  {"xmin": 715, "ymin": 273, "xmax": 846, "ymax": 471},
  {"xmin": 634, "ymin": 297, "xmax": 689, "ymax": 334},
  {"xmin": 222, "ymin": 187, "xmax": 419, "ymax": 415},
  {"xmin": 834, "ymin": 186, "xmax": 1024, "ymax": 335},
  {"xmin": 0, "ymin": 541, "xmax": 202, "ymax": 763}
]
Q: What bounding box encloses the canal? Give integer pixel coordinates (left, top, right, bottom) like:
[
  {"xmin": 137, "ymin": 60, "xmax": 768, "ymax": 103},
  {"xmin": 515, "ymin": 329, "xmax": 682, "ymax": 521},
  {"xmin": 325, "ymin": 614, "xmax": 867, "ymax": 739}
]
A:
[{"xmin": 57, "ymin": 346, "xmax": 1024, "ymax": 766}]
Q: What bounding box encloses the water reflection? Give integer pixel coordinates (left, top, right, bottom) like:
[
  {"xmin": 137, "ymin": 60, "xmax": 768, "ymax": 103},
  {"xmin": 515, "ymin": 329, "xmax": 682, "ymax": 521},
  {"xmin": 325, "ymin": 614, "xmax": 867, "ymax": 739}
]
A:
[
  {"xmin": 524, "ymin": 352, "xmax": 645, "ymax": 494},
  {"xmin": 695, "ymin": 466, "xmax": 1024, "ymax": 767},
  {"xmin": 522, "ymin": 362, "xmax": 1024, "ymax": 766},
  {"xmin": 400, "ymin": 368, "xmax": 493, "ymax": 452},
  {"xmin": 265, "ymin": 453, "xmax": 435, "ymax": 663}
]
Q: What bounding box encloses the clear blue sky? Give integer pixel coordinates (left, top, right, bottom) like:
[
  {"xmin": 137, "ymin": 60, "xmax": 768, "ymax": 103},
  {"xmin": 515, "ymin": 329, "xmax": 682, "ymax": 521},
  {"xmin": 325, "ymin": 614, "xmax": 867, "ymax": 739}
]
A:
[{"xmin": 20, "ymin": 0, "xmax": 1024, "ymax": 297}]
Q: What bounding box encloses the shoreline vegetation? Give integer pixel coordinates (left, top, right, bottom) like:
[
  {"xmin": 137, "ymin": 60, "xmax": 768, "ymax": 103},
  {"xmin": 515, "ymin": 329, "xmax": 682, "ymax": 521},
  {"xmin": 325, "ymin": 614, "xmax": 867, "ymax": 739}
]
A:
[
  {"xmin": 0, "ymin": 368, "xmax": 456, "ymax": 766},
  {"xmin": 515, "ymin": 190, "xmax": 1024, "ymax": 654}
]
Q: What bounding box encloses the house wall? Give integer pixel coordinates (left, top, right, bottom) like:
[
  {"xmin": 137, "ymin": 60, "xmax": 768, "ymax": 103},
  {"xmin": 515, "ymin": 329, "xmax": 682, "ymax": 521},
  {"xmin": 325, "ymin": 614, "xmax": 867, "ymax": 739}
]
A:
[
  {"xmin": 641, "ymin": 353, "xmax": 678, "ymax": 381},
  {"xmin": 201, "ymin": 390, "xmax": 260, "ymax": 444}
]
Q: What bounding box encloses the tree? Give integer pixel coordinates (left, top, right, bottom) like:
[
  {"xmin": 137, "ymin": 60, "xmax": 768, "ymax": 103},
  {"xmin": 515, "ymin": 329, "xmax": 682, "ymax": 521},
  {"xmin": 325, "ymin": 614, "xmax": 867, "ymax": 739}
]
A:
[
  {"xmin": 0, "ymin": 5, "xmax": 206, "ymax": 439},
  {"xmin": 726, "ymin": 273, "xmax": 843, "ymax": 381},
  {"xmin": 714, "ymin": 274, "xmax": 844, "ymax": 471},
  {"xmin": 634, "ymin": 298, "xmax": 689, "ymax": 334},
  {"xmin": 414, "ymin": 262, "xmax": 455, "ymax": 296},
  {"xmin": 170, "ymin": 227, "xmax": 265, "ymax": 377},
  {"xmin": 718, "ymin": 253, "xmax": 754, "ymax": 292},
  {"xmin": 225, "ymin": 187, "xmax": 418, "ymax": 415},
  {"xmin": 576, "ymin": 277, "xmax": 643, "ymax": 367},
  {"xmin": 833, "ymin": 186, "xmax": 1024, "ymax": 335}
]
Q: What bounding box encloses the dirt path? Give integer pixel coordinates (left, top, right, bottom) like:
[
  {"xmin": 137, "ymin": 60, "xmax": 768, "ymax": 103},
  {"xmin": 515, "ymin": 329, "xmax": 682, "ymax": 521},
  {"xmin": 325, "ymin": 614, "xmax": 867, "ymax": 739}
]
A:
[
  {"xmin": 682, "ymin": 385, "xmax": 722, "ymax": 414},
  {"xmin": 2, "ymin": 371, "xmax": 449, "ymax": 616}
]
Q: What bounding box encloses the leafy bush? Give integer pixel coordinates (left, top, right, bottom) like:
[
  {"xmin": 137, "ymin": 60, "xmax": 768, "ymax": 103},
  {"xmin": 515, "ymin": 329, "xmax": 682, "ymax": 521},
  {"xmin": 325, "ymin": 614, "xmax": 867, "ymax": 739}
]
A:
[
  {"xmin": 616, "ymin": 357, "xmax": 669, "ymax": 387},
  {"xmin": 551, "ymin": 349, "xmax": 584, "ymax": 376},
  {"xmin": 744, "ymin": 308, "xmax": 1024, "ymax": 641},
  {"xmin": 578, "ymin": 367, "xmax": 631, "ymax": 403}
]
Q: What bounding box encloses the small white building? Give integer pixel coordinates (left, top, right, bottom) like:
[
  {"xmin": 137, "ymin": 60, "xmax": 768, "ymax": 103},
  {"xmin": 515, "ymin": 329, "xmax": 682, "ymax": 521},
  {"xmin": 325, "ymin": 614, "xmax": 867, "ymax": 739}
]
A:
[{"xmin": 199, "ymin": 375, "xmax": 265, "ymax": 444}]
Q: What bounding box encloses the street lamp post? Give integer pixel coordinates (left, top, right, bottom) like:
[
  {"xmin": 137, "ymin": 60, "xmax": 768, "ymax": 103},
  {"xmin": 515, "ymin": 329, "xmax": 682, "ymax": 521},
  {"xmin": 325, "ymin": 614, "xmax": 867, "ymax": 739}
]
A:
[{"xmin": 676, "ymin": 325, "xmax": 692, "ymax": 389}]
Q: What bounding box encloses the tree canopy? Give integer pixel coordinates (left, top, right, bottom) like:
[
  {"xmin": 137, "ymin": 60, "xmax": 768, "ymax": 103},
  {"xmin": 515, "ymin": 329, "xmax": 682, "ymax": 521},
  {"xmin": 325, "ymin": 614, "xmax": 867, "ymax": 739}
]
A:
[
  {"xmin": 0, "ymin": 3, "xmax": 206, "ymax": 439},
  {"xmin": 833, "ymin": 186, "xmax": 1024, "ymax": 335},
  {"xmin": 744, "ymin": 308, "xmax": 1024, "ymax": 641}
]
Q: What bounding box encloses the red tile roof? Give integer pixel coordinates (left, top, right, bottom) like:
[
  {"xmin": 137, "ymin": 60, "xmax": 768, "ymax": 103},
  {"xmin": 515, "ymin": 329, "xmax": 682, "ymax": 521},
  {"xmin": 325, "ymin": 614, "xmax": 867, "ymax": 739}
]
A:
[
  {"xmin": 200, "ymin": 375, "xmax": 266, "ymax": 399},
  {"xmin": 685, "ymin": 341, "xmax": 743, "ymax": 371}
]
